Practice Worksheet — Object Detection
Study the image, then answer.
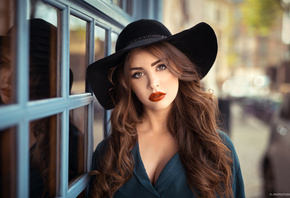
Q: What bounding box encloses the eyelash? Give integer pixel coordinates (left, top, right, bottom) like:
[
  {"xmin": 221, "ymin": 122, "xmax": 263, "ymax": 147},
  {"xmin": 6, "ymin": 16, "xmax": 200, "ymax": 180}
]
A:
[
  {"xmin": 131, "ymin": 64, "xmax": 167, "ymax": 79},
  {"xmin": 0, "ymin": 60, "xmax": 10, "ymax": 70},
  {"xmin": 132, "ymin": 72, "xmax": 143, "ymax": 79},
  {"xmin": 157, "ymin": 64, "xmax": 167, "ymax": 71}
]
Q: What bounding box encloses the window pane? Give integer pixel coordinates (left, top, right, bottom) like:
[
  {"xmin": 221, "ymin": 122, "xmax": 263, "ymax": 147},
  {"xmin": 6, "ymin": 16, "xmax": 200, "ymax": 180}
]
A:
[
  {"xmin": 113, "ymin": 0, "xmax": 122, "ymax": 7},
  {"xmin": 113, "ymin": 0, "xmax": 132, "ymax": 15},
  {"xmin": 0, "ymin": 0, "xmax": 16, "ymax": 106},
  {"xmin": 94, "ymin": 102, "xmax": 105, "ymax": 150},
  {"xmin": 29, "ymin": 114, "xmax": 60, "ymax": 197},
  {"xmin": 94, "ymin": 25, "xmax": 106, "ymax": 61},
  {"xmin": 0, "ymin": 127, "xmax": 16, "ymax": 198},
  {"xmin": 30, "ymin": 1, "xmax": 57, "ymax": 26},
  {"xmin": 29, "ymin": 19, "xmax": 58, "ymax": 100},
  {"xmin": 126, "ymin": 0, "xmax": 133, "ymax": 15},
  {"xmin": 70, "ymin": 16, "xmax": 87, "ymax": 94},
  {"xmin": 94, "ymin": 25, "xmax": 106, "ymax": 149},
  {"xmin": 29, "ymin": 2, "xmax": 59, "ymax": 100},
  {"xmin": 69, "ymin": 106, "xmax": 88, "ymax": 183},
  {"xmin": 111, "ymin": 32, "xmax": 118, "ymax": 54}
]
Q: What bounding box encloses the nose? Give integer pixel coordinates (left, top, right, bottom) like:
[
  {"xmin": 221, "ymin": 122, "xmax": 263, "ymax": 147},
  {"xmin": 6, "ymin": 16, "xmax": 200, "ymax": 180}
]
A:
[
  {"xmin": 147, "ymin": 73, "xmax": 159, "ymax": 91},
  {"xmin": 4, "ymin": 69, "xmax": 12, "ymax": 84},
  {"xmin": 1, "ymin": 68, "xmax": 11, "ymax": 84}
]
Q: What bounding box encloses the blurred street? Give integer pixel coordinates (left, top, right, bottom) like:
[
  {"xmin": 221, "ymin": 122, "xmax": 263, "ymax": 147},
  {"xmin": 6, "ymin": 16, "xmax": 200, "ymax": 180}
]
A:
[{"xmin": 230, "ymin": 101, "xmax": 271, "ymax": 198}]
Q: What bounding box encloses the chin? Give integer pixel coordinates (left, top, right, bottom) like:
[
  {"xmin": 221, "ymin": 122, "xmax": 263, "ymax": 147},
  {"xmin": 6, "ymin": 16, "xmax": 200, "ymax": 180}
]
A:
[
  {"xmin": 0, "ymin": 95, "xmax": 10, "ymax": 104},
  {"xmin": 147, "ymin": 101, "xmax": 173, "ymax": 112}
]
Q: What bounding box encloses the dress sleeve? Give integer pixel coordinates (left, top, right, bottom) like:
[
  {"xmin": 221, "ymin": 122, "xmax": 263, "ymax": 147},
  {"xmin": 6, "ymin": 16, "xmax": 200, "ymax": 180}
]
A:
[
  {"xmin": 219, "ymin": 131, "xmax": 245, "ymax": 198},
  {"xmin": 89, "ymin": 139, "xmax": 109, "ymax": 194},
  {"xmin": 91, "ymin": 139, "xmax": 107, "ymax": 170}
]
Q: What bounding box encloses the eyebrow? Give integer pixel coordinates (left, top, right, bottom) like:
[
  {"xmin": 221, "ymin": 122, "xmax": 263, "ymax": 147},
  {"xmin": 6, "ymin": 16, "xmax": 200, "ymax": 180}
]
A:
[
  {"xmin": 130, "ymin": 67, "xmax": 143, "ymax": 71},
  {"xmin": 151, "ymin": 60, "xmax": 161, "ymax": 66},
  {"xmin": 0, "ymin": 56, "xmax": 11, "ymax": 64},
  {"xmin": 130, "ymin": 60, "xmax": 162, "ymax": 71}
]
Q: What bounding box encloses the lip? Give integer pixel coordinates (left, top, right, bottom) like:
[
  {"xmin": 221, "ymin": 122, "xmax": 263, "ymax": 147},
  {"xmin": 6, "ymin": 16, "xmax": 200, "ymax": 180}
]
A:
[
  {"xmin": 0, "ymin": 87, "xmax": 11, "ymax": 97},
  {"xmin": 149, "ymin": 92, "xmax": 166, "ymax": 102}
]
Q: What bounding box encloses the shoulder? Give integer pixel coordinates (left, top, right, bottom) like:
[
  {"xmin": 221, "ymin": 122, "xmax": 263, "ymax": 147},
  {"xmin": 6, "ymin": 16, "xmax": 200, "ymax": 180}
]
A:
[
  {"xmin": 89, "ymin": 138, "xmax": 110, "ymax": 194},
  {"xmin": 95, "ymin": 138, "xmax": 109, "ymax": 154},
  {"xmin": 217, "ymin": 131, "xmax": 235, "ymax": 152},
  {"xmin": 91, "ymin": 138, "xmax": 110, "ymax": 170},
  {"xmin": 217, "ymin": 130, "xmax": 239, "ymax": 168},
  {"xmin": 218, "ymin": 131, "xmax": 245, "ymax": 198}
]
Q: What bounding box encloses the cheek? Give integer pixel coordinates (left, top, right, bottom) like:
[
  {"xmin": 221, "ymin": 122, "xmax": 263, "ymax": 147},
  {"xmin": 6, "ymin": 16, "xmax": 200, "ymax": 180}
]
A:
[
  {"xmin": 0, "ymin": 69, "xmax": 10, "ymax": 78},
  {"xmin": 0, "ymin": 72, "xmax": 6, "ymax": 82},
  {"xmin": 170, "ymin": 78, "xmax": 179, "ymax": 97},
  {"xmin": 131, "ymin": 80, "xmax": 145, "ymax": 101},
  {"xmin": 170, "ymin": 75, "xmax": 179, "ymax": 85},
  {"xmin": 162, "ymin": 74, "xmax": 179, "ymax": 90}
]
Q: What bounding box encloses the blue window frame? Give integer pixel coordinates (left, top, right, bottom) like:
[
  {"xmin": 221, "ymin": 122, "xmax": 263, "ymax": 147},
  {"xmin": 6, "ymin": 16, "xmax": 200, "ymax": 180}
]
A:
[{"xmin": 0, "ymin": 0, "xmax": 162, "ymax": 197}]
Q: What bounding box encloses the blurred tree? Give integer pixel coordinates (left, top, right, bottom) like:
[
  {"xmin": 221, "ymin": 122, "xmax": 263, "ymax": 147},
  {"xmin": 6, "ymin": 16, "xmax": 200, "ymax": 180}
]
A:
[{"xmin": 242, "ymin": 0, "xmax": 282, "ymax": 36}]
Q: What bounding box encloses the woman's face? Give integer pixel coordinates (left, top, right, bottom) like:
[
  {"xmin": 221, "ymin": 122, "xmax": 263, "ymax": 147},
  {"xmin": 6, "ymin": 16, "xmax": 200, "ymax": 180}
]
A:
[
  {"xmin": 0, "ymin": 48, "xmax": 12, "ymax": 104},
  {"xmin": 129, "ymin": 48, "xmax": 179, "ymax": 112}
]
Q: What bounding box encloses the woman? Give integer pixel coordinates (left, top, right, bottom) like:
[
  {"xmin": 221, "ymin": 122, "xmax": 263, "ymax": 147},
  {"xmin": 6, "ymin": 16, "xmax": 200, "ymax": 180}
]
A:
[
  {"xmin": 87, "ymin": 19, "xmax": 245, "ymax": 198},
  {"xmin": 0, "ymin": 34, "xmax": 12, "ymax": 105}
]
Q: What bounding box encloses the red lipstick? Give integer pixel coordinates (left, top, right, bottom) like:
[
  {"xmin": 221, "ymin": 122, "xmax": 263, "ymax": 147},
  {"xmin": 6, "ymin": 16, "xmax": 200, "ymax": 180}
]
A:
[{"xmin": 149, "ymin": 92, "xmax": 166, "ymax": 102}]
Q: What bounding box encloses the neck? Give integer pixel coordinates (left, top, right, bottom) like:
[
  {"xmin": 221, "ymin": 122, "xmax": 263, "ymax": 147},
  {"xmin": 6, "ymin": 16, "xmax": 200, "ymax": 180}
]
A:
[{"xmin": 138, "ymin": 106, "xmax": 172, "ymax": 134}]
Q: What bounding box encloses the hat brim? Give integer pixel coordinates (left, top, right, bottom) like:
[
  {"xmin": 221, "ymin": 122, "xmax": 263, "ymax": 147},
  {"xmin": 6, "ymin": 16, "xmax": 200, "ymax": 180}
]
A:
[{"xmin": 87, "ymin": 22, "xmax": 217, "ymax": 110}]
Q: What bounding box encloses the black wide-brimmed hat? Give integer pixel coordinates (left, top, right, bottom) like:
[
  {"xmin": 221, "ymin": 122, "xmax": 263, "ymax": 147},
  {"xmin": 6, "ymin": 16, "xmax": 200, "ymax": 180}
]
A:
[{"xmin": 87, "ymin": 19, "xmax": 218, "ymax": 110}]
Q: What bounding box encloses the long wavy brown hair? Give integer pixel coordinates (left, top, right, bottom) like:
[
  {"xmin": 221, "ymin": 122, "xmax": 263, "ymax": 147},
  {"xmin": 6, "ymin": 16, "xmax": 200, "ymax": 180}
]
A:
[{"xmin": 90, "ymin": 42, "xmax": 233, "ymax": 198}]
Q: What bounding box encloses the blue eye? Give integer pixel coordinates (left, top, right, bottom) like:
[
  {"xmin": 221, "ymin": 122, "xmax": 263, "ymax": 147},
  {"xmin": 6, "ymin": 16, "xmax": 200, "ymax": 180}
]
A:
[
  {"xmin": 132, "ymin": 72, "xmax": 143, "ymax": 79},
  {"xmin": 157, "ymin": 64, "xmax": 167, "ymax": 71}
]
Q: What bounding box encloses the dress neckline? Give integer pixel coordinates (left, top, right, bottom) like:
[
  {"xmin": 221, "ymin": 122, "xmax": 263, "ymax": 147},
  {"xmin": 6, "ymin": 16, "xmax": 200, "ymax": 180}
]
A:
[{"xmin": 131, "ymin": 142, "xmax": 182, "ymax": 197}]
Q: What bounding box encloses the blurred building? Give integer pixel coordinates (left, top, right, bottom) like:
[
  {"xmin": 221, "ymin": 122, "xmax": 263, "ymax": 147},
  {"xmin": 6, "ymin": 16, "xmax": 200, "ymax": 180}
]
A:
[
  {"xmin": 163, "ymin": 0, "xmax": 288, "ymax": 98},
  {"xmin": 268, "ymin": 1, "xmax": 290, "ymax": 94}
]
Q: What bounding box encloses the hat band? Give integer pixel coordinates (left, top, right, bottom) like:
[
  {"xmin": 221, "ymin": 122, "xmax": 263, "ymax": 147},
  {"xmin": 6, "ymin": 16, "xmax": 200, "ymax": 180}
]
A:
[{"xmin": 123, "ymin": 34, "xmax": 167, "ymax": 50}]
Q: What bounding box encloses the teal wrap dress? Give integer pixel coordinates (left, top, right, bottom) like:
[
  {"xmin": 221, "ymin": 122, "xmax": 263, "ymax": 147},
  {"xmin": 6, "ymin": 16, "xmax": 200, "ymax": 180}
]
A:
[{"xmin": 90, "ymin": 131, "xmax": 245, "ymax": 198}]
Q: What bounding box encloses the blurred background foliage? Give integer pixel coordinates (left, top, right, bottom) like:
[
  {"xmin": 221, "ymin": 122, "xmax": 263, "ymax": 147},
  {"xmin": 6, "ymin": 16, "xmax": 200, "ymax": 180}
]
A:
[{"xmin": 242, "ymin": 0, "xmax": 283, "ymax": 36}]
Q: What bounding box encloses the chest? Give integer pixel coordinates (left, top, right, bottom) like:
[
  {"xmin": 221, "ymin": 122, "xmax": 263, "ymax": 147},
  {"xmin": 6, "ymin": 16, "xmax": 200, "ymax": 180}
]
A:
[
  {"xmin": 113, "ymin": 142, "xmax": 195, "ymax": 198},
  {"xmin": 138, "ymin": 134, "xmax": 178, "ymax": 185}
]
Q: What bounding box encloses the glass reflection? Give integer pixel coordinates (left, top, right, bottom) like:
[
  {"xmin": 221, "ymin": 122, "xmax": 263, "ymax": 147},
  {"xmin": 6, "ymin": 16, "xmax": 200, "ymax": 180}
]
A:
[
  {"xmin": 94, "ymin": 25, "xmax": 106, "ymax": 61},
  {"xmin": 70, "ymin": 16, "xmax": 87, "ymax": 94},
  {"xmin": 93, "ymin": 102, "xmax": 104, "ymax": 150},
  {"xmin": 27, "ymin": 3, "xmax": 60, "ymax": 197},
  {"xmin": 28, "ymin": 18, "xmax": 58, "ymax": 100},
  {"xmin": 111, "ymin": 32, "xmax": 118, "ymax": 54},
  {"xmin": 94, "ymin": 25, "xmax": 106, "ymax": 149},
  {"xmin": 0, "ymin": 127, "xmax": 16, "ymax": 198},
  {"xmin": 69, "ymin": 106, "xmax": 87, "ymax": 183},
  {"xmin": 126, "ymin": 0, "xmax": 133, "ymax": 15},
  {"xmin": 0, "ymin": 38, "xmax": 13, "ymax": 105},
  {"xmin": 113, "ymin": 0, "xmax": 122, "ymax": 7},
  {"xmin": 30, "ymin": 1, "xmax": 57, "ymax": 26},
  {"xmin": 29, "ymin": 115, "xmax": 59, "ymax": 197},
  {"xmin": 29, "ymin": 2, "xmax": 59, "ymax": 101},
  {"xmin": 112, "ymin": 0, "xmax": 132, "ymax": 15},
  {"xmin": 0, "ymin": 1, "xmax": 59, "ymax": 105},
  {"xmin": 0, "ymin": 0, "xmax": 15, "ymax": 106}
]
